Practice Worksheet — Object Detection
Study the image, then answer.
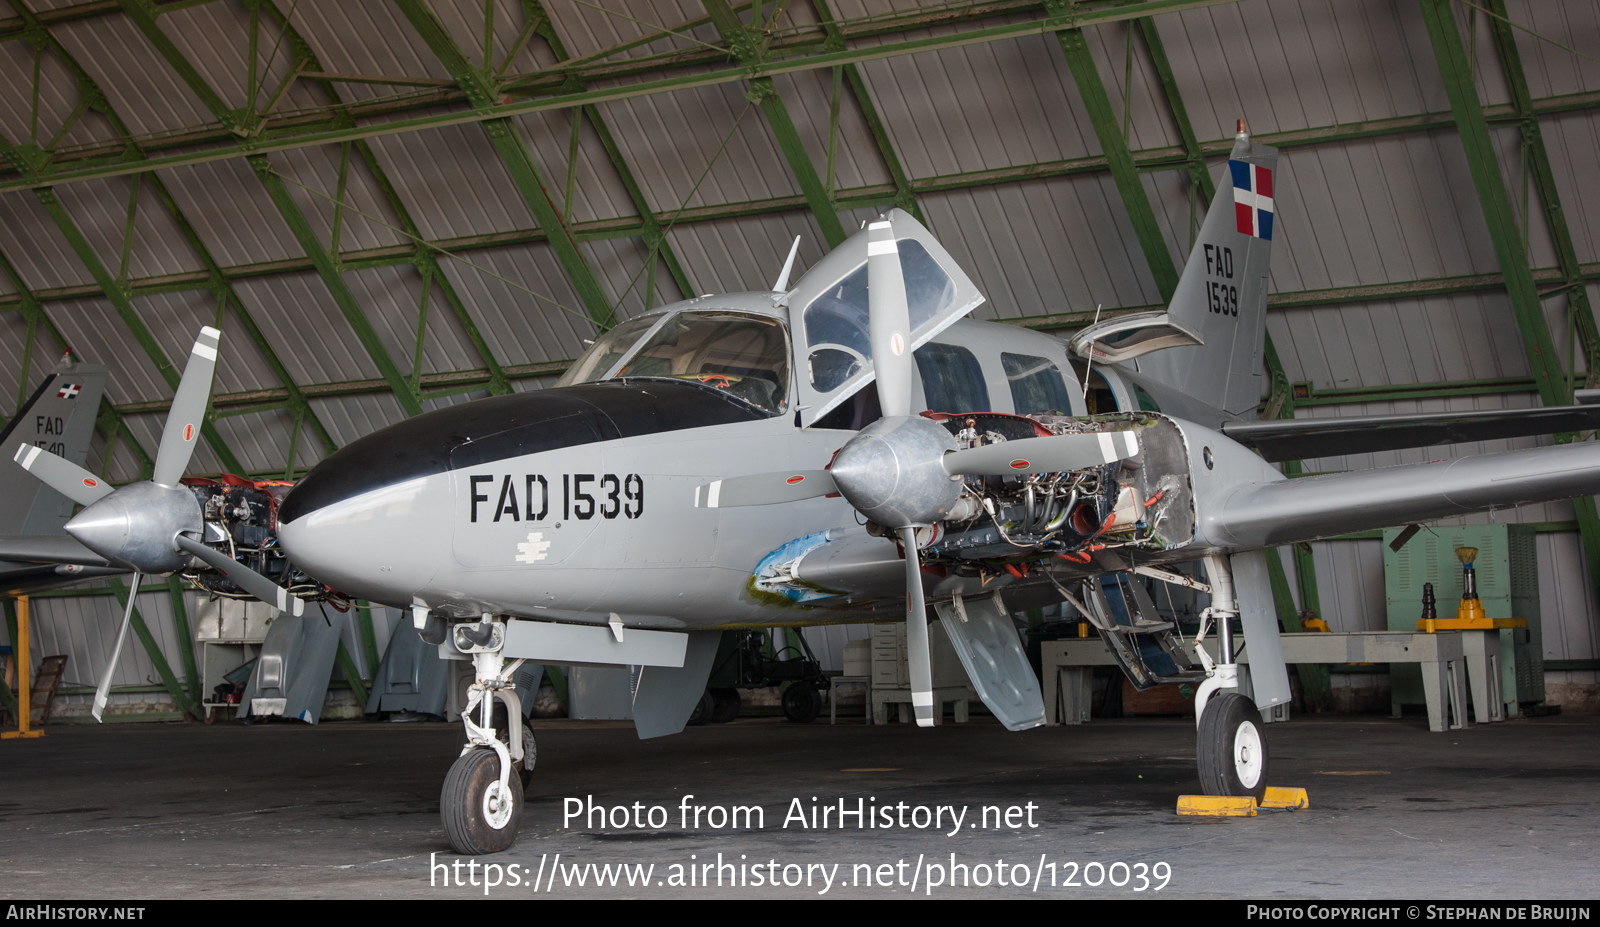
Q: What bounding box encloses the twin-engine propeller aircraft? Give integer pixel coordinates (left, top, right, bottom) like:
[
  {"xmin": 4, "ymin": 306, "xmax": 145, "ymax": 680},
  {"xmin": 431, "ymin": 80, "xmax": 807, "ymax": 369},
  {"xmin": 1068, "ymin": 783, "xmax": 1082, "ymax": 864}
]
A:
[{"xmin": 14, "ymin": 125, "xmax": 1600, "ymax": 855}]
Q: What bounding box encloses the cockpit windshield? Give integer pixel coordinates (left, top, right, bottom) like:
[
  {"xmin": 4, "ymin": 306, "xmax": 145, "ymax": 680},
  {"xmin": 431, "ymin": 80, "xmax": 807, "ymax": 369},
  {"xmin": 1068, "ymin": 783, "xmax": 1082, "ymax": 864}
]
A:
[{"xmin": 560, "ymin": 310, "xmax": 791, "ymax": 415}]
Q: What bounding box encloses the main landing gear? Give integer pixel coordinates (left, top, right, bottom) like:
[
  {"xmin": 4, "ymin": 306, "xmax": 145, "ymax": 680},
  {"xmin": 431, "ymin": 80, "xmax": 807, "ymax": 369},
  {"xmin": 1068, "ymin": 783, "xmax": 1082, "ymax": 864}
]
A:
[
  {"xmin": 439, "ymin": 615, "xmax": 534, "ymax": 855},
  {"xmin": 1190, "ymin": 555, "xmax": 1269, "ymax": 800}
]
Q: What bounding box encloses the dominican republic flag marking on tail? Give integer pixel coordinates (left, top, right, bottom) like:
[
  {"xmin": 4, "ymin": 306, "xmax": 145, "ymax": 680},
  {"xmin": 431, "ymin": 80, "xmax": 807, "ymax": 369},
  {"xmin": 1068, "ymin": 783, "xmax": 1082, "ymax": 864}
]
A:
[
  {"xmin": 1230, "ymin": 160, "xmax": 1274, "ymax": 240},
  {"xmin": 56, "ymin": 383, "xmax": 81, "ymax": 399}
]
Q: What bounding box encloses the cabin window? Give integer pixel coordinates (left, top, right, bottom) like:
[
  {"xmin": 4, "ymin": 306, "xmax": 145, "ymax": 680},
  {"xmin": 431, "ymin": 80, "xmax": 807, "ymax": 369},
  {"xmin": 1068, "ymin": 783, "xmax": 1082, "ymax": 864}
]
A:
[
  {"xmin": 914, "ymin": 342, "xmax": 989, "ymax": 413},
  {"xmin": 1002, "ymin": 352, "xmax": 1073, "ymax": 414},
  {"xmin": 800, "ymin": 240, "xmax": 957, "ymax": 392},
  {"xmin": 1068, "ymin": 360, "xmax": 1120, "ymax": 414}
]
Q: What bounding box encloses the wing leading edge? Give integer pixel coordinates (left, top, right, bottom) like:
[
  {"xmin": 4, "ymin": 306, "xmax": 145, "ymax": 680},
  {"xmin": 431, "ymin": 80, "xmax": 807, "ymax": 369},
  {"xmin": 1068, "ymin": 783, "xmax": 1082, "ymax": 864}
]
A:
[
  {"xmin": 1209, "ymin": 439, "xmax": 1600, "ymax": 549},
  {"xmin": 1222, "ymin": 404, "xmax": 1600, "ymax": 463}
]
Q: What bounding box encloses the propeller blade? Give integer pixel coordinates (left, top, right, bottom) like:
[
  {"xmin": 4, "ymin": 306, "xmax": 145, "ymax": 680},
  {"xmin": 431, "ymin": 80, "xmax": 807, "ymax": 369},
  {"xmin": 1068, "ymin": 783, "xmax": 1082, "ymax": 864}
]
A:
[
  {"xmin": 867, "ymin": 220, "xmax": 914, "ymax": 418},
  {"xmin": 900, "ymin": 528, "xmax": 935, "ymax": 728},
  {"xmin": 152, "ymin": 326, "xmax": 221, "ymax": 488},
  {"xmin": 694, "ymin": 470, "xmax": 838, "ymax": 508},
  {"xmin": 173, "ymin": 534, "xmax": 304, "ymax": 616},
  {"xmin": 93, "ymin": 571, "xmax": 141, "ymax": 722},
  {"xmin": 13, "ymin": 443, "xmax": 113, "ymax": 507},
  {"xmin": 942, "ymin": 429, "xmax": 1139, "ymax": 477}
]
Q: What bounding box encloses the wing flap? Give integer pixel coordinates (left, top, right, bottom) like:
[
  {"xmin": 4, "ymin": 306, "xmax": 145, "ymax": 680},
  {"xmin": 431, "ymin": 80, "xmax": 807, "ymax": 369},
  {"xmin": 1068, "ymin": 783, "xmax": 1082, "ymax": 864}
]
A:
[{"xmin": 1223, "ymin": 405, "xmax": 1600, "ymax": 463}]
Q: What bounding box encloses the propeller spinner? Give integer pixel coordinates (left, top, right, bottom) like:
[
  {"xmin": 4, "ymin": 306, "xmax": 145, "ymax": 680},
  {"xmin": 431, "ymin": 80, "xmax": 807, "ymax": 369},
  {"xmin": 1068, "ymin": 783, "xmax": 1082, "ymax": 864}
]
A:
[
  {"xmin": 12, "ymin": 326, "xmax": 303, "ymax": 721},
  {"xmin": 699, "ymin": 217, "xmax": 1138, "ymax": 728}
]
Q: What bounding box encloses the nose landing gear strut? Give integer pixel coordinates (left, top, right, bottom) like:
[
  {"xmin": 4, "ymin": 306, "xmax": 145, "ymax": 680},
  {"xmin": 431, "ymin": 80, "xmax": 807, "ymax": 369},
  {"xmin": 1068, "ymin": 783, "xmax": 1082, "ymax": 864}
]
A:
[{"xmin": 441, "ymin": 615, "xmax": 532, "ymax": 855}]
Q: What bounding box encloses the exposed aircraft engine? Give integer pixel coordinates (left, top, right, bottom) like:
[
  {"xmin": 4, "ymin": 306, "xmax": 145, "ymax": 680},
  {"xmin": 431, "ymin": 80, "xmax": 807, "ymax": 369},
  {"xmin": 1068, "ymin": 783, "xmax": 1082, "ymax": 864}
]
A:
[
  {"xmin": 179, "ymin": 476, "xmax": 333, "ymax": 605},
  {"xmin": 891, "ymin": 411, "xmax": 1193, "ymax": 571}
]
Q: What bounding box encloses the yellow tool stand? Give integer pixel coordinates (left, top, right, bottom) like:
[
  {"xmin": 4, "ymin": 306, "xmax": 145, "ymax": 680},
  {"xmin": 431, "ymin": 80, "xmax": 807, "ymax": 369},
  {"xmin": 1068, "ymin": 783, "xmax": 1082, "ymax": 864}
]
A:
[{"xmin": 3, "ymin": 596, "xmax": 44, "ymax": 740}]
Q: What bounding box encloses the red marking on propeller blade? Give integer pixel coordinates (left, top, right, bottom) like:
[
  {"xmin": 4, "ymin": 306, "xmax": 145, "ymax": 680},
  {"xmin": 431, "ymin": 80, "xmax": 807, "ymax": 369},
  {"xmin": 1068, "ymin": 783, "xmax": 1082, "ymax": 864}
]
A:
[
  {"xmin": 785, "ymin": 475, "xmax": 805, "ymax": 485},
  {"xmin": 1009, "ymin": 458, "xmax": 1030, "ymax": 470},
  {"xmin": 82, "ymin": 477, "xmax": 98, "ymax": 488},
  {"xmin": 183, "ymin": 424, "xmax": 195, "ymax": 442}
]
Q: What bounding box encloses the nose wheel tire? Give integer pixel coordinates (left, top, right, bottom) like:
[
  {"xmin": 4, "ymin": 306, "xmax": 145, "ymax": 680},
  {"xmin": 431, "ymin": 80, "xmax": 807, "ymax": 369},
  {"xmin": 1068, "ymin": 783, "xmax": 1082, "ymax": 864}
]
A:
[
  {"xmin": 1196, "ymin": 692, "xmax": 1269, "ymax": 799},
  {"xmin": 442, "ymin": 747, "xmax": 523, "ymax": 855}
]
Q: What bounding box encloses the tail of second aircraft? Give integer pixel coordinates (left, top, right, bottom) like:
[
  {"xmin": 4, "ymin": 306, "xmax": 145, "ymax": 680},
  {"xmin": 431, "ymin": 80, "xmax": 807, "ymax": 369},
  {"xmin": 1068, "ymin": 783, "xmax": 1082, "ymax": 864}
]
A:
[
  {"xmin": 0, "ymin": 354, "xmax": 108, "ymax": 536},
  {"xmin": 1078, "ymin": 124, "xmax": 1278, "ymax": 419}
]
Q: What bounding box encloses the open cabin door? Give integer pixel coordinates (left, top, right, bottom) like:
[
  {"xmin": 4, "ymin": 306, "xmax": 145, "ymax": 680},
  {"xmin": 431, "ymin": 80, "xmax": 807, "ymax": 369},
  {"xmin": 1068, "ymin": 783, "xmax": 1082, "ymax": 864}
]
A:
[{"xmin": 784, "ymin": 208, "xmax": 986, "ymax": 425}]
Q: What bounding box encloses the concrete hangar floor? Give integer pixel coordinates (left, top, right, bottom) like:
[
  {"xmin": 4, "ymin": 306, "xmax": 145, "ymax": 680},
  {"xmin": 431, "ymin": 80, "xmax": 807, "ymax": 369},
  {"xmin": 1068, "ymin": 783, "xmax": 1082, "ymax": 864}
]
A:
[{"xmin": 0, "ymin": 713, "xmax": 1594, "ymax": 900}]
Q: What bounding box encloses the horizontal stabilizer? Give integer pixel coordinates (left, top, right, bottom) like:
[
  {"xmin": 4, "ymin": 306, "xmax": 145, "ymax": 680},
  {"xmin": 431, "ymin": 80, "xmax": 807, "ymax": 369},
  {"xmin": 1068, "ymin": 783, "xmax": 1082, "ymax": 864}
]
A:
[
  {"xmin": 1223, "ymin": 404, "xmax": 1600, "ymax": 462},
  {"xmin": 1212, "ymin": 439, "xmax": 1600, "ymax": 548}
]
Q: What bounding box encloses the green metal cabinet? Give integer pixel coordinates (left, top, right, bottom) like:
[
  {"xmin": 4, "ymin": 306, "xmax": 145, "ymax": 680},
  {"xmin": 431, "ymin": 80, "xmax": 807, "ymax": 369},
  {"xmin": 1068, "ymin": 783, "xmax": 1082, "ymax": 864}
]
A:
[{"xmin": 1382, "ymin": 524, "xmax": 1544, "ymax": 716}]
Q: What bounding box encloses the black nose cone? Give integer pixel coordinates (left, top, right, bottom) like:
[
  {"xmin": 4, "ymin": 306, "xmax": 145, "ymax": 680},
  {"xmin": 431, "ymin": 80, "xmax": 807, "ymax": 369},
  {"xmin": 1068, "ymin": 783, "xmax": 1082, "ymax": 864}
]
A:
[{"xmin": 278, "ymin": 380, "xmax": 769, "ymax": 524}]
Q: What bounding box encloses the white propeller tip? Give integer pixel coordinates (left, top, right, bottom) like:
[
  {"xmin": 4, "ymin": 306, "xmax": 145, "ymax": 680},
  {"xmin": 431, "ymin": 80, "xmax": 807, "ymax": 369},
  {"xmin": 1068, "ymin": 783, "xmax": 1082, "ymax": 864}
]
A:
[{"xmin": 199, "ymin": 325, "xmax": 221, "ymax": 338}]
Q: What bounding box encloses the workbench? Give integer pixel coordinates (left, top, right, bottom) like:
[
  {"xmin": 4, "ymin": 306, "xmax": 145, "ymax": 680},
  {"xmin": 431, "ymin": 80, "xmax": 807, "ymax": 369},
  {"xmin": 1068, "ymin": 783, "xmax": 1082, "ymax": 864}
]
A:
[{"xmin": 1041, "ymin": 630, "xmax": 1470, "ymax": 732}]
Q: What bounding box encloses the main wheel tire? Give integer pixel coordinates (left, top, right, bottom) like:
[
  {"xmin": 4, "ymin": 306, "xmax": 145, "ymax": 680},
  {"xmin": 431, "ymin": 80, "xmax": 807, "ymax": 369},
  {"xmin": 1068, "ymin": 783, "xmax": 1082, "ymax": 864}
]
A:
[
  {"xmin": 441, "ymin": 747, "xmax": 523, "ymax": 855},
  {"xmin": 687, "ymin": 691, "xmax": 715, "ymax": 726},
  {"xmin": 710, "ymin": 688, "xmax": 741, "ymax": 723},
  {"xmin": 782, "ymin": 683, "xmax": 821, "ymax": 724},
  {"xmin": 1197, "ymin": 692, "xmax": 1269, "ymax": 799}
]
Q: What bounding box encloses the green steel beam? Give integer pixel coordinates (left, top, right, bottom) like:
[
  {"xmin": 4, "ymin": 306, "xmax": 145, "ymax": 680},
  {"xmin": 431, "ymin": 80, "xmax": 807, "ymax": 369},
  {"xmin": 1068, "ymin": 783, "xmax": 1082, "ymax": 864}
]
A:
[
  {"xmin": 527, "ymin": 0, "xmax": 696, "ymax": 302},
  {"xmin": 250, "ymin": 157, "xmax": 425, "ymax": 416},
  {"xmin": 1419, "ymin": 0, "xmax": 1566, "ymax": 408},
  {"xmin": 113, "ymin": 1, "xmax": 427, "ymax": 416},
  {"xmin": 1052, "ymin": 22, "xmax": 1179, "ymax": 300},
  {"xmin": 5, "ymin": 2, "xmax": 1600, "ymax": 196},
  {"xmin": 335, "ymin": 639, "xmax": 368, "ymax": 707},
  {"xmin": 0, "ymin": 245, "xmax": 154, "ymax": 476},
  {"xmin": 165, "ymin": 576, "xmax": 199, "ymax": 707},
  {"xmin": 1484, "ymin": 0, "xmax": 1600, "ymax": 383},
  {"xmin": 0, "ymin": 150, "xmax": 248, "ymax": 473},
  {"xmin": 357, "ymin": 602, "xmax": 379, "ymax": 684},
  {"xmin": 257, "ymin": 0, "xmax": 513, "ymax": 396},
  {"xmin": 107, "ymin": 576, "xmax": 199, "ymax": 718},
  {"xmin": 1, "ymin": 0, "xmax": 337, "ymax": 463},
  {"xmin": 704, "ymin": 0, "xmax": 848, "ymax": 248},
  {"xmin": 811, "ymin": 0, "xmax": 926, "ymax": 223},
  {"xmin": 396, "ymin": 0, "xmax": 619, "ymax": 329},
  {"xmin": 1478, "ymin": 0, "xmax": 1600, "ymax": 614},
  {"xmin": 1421, "ymin": 0, "xmax": 1600, "ymax": 613}
]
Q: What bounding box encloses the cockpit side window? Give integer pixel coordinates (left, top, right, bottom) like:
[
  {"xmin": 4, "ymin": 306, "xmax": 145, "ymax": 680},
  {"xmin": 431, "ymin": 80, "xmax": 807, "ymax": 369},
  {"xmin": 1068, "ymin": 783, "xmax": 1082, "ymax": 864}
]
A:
[
  {"xmin": 615, "ymin": 311, "xmax": 791, "ymax": 415},
  {"xmin": 558, "ymin": 314, "xmax": 660, "ymax": 387}
]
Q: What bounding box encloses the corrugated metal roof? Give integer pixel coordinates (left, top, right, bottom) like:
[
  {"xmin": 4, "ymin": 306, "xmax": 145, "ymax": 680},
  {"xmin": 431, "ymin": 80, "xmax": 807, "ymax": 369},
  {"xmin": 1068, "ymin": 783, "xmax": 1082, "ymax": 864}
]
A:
[
  {"xmin": 431, "ymin": 241, "xmax": 595, "ymax": 364},
  {"xmin": 342, "ymin": 262, "xmax": 484, "ymax": 376},
  {"xmin": 1268, "ymin": 291, "xmax": 1535, "ymax": 393},
  {"xmin": 50, "ymin": 176, "xmax": 208, "ymax": 280},
  {"xmin": 0, "ymin": 35, "xmax": 121, "ymax": 153},
  {"xmin": 157, "ymin": 0, "xmax": 326, "ymax": 117},
  {"xmin": 43, "ymin": 295, "xmax": 170, "ymax": 404},
  {"xmin": 920, "ymin": 175, "xmax": 1164, "ymax": 320},
  {"xmin": 155, "ymin": 156, "xmax": 304, "ymax": 267},
  {"xmin": 363, "ymin": 120, "xmax": 542, "ymax": 240},
  {"xmin": 664, "ymin": 210, "xmax": 830, "ymax": 299},
  {"xmin": 227, "ymin": 271, "xmax": 384, "ymax": 384},
  {"xmin": 52, "ymin": 12, "xmax": 219, "ymax": 140},
  {"xmin": 1541, "ymin": 111, "xmax": 1600, "ymax": 265},
  {"xmin": 0, "ymin": 190, "xmax": 96, "ymax": 290}
]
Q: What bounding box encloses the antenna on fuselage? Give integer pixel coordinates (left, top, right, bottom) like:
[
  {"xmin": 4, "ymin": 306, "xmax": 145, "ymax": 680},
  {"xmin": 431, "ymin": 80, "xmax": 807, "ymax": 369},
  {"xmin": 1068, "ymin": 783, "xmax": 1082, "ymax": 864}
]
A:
[{"xmin": 772, "ymin": 235, "xmax": 802, "ymax": 292}]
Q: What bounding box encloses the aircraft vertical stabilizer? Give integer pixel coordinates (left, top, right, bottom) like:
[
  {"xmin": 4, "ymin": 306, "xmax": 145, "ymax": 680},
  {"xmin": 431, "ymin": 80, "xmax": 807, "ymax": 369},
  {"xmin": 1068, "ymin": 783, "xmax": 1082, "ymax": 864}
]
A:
[
  {"xmin": 1131, "ymin": 128, "xmax": 1279, "ymax": 419},
  {"xmin": 0, "ymin": 356, "xmax": 108, "ymax": 536}
]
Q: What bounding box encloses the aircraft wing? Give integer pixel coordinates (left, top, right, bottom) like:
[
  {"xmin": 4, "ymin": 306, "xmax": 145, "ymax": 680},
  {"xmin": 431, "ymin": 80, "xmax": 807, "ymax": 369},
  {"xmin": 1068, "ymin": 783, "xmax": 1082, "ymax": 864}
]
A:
[
  {"xmin": 1209, "ymin": 439, "xmax": 1600, "ymax": 548},
  {"xmin": 1222, "ymin": 404, "xmax": 1600, "ymax": 462},
  {"xmin": 0, "ymin": 534, "xmax": 113, "ymax": 566}
]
